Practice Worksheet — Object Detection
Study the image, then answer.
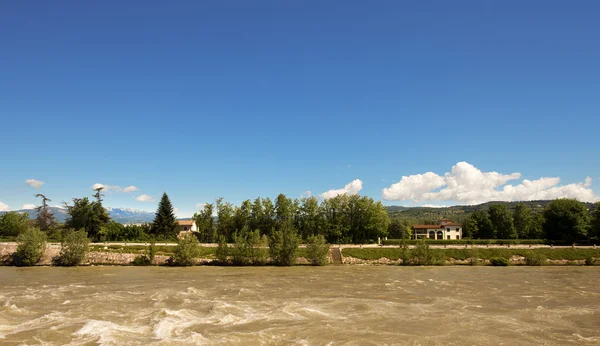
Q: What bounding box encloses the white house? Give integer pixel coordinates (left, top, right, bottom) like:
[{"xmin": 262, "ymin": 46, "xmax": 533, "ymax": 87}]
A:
[
  {"xmin": 412, "ymin": 219, "xmax": 462, "ymax": 240},
  {"xmin": 177, "ymin": 220, "xmax": 198, "ymax": 238}
]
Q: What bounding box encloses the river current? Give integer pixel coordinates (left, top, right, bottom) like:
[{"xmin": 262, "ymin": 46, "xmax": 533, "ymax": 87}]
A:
[{"xmin": 0, "ymin": 266, "xmax": 599, "ymax": 345}]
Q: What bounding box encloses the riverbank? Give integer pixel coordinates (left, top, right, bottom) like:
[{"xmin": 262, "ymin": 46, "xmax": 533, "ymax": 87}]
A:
[{"xmin": 1, "ymin": 243, "xmax": 599, "ymax": 266}]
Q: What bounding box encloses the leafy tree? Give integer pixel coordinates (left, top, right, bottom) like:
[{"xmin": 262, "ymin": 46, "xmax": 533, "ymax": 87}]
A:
[
  {"xmin": 215, "ymin": 235, "xmax": 229, "ymax": 263},
  {"xmin": 171, "ymin": 233, "xmax": 200, "ymax": 266},
  {"xmin": 54, "ymin": 229, "xmax": 90, "ymax": 266},
  {"xmin": 590, "ymin": 202, "xmax": 600, "ymax": 239},
  {"xmin": 305, "ymin": 234, "xmax": 330, "ymax": 266},
  {"xmin": 488, "ymin": 205, "xmax": 517, "ymax": 239},
  {"xmin": 34, "ymin": 194, "xmax": 56, "ymax": 232},
  {"xmin": 275, "ymin": 193, "xmax": 294, "ymax": 225},
  {"xmin": 215, "ymin": 198, "xmax": 235, "ymax": 242},
  {"xmin": 470, "ymin": 210, "xmax": 494, "ymax": 239},
  {"xmin": 14, "ymin": 228, "xmax": 47, "ymax": 266},
  {"xmin": 543, "ymin": 199, "xmax": 589, "ymax": 242},
  {"xmin": 0, "ymin": 211, "xmax": 30, "ymax": 237},
  {"xmin": 90, "ymin": 188, "xmax": 111, "ymax": 240},
  {"xmin": 513, "ymin": 203, "xmax": 532, "ymax": 239},
  {"xmin": 233, "ymin": 200, "xmax": 252, "ymax": 234},
  {"xmin": 268, "ymin": 222, "xmax": 300, "ymax": 266},
  {"xmin": 260, "ymin": 197, "xmax": 276, "ymax": 237},
  {"xmin": 297, "ymin": 196, "xmax": 322, "ymax": 239},
  {"xmin": 528, "ymin": 213, "xmax": 545, "ymax": 239},
  {"xmin": 151, "ymin": 192, "xmax": 178, "ymax": 239},
  {"xmin": 249, "ymin": 197, "xmax": 264, "ymax": 232},
  {"xmin": 194, "ymin": 203, "xmax": 215, "ymax": 243}
]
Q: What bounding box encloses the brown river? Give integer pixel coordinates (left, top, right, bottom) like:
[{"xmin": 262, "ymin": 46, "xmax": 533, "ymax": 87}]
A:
[{"xmin": 1, "ymin": 267, "xmax": 599, "ymax": 345}]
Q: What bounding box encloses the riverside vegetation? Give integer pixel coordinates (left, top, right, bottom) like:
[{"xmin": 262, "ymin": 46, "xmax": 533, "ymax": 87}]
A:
[{"xmin": 1, "ymin": 188, "xmax": 599, "ymax": 267}]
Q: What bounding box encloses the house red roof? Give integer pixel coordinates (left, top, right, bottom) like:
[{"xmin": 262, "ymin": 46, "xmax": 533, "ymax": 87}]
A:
[{"xmin": 178, "ymin": 220, "xmax": 194, "ymax": 226}]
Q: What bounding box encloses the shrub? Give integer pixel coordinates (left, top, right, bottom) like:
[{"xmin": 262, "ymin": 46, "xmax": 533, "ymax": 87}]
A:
[
  {"xmin": 14, "ymin": 228, "xmax": 47, "ymax": 266},
  {"xmin": 489, "ymin": 257, "xmax": 510, "ymax": 266},
  {"xmin": 171, "ymin": 233, "xmax": 201, "ymax": 266},
  {"xmin": 305, "ymin": 235, "xmax": 330, "ymax": 266},
  {"xmin": 585, "ymin": 257, "xmax": 596, "ymax": 266},
  {"xmin": 132, "ymin": 242, "xmax": 156, "ymax": 266},
  {"xmin": 524, "ymin": 251, "xmax": 546, "ymax": 266},
  {"xmin": 466, "ymin": 248, "xmax": 480, "ymax": 266},
  {"xmin": 409, "ymin": 240, "xmax": 444, "ymax": 265},
  {"xmin": 54, "ymin": 229, "xmax": 90, "ymax": 266},
  {"xmin": 215, "ymin": 235, "xmax": 229, "ymax": 264},
  {"xmin": 268, "ymin": 223, "xmax": 300, "ymax": 266}
]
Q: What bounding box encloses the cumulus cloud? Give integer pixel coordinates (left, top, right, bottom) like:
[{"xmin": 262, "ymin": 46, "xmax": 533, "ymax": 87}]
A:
[
  {"xmin": 92, "ymin": 183, "xmax": 122, "ymax": 192},
  {"xmin": 123, "ymin": 186, "xmax": 139, "ymax": 193},
  {"xmin": 301, "ymin": 190, "xmax": 312, "ymax": 198},
  {"xmin": 196, "ymin": 203, "xmax": 207, "ymax": 210},
  {"xmin": 21, "ymin": 204, "xmax": 36, "ymax": 210},
  {"xmin": 382, "ymin": 162, "xmax": 599, "ymax": 204},
  {"xmin": 25, "ymin": 179, "xmax": 45, "ymax": 189},
  {"xmin": 0, "ymin": 202, "xmax": 9, "ymax": 212},
  {"xmin": 135, "ymin": 194, "xmax": 154, "ymax": 202},
  {"xmin": 319, "ymin": 179, "xmax": 363, "ymax": 199}
]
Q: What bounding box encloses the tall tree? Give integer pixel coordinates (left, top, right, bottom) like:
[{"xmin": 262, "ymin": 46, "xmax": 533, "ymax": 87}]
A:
[
  {"xmin": 488, "ymin": 204, "xmax": 517, "ymax": 239},
  {"xmin": 275, "ymin": 193, "xmax": 294, "ymax": 225},
  {"xmin": 590, "ymin": 202, "xmax": 600, "ymax": 240},
  {"xmin": 64, "ymin": 198, "xmax": 94, "ymax": 233},
  {"xmin": 216, "ymin": 197, "xmax": 235, "ymax": 242},
  {"xmin": 513, "ymin": 203, "xmax": 532, "ymax": 239},
  {"xmin": 470, "ymin": 210, "xmax": 494, "ymax": 239},
  {"xmin": 194, "ymin": 203, "xmax": 215, "ymax": 243},
  {"xmin": 249, "ymin": 197, "xmax": 264, "ymax": 232},
  {"xmin": 34, "ymin": 194, "xmax": 56, "ymax": 232},
  {"xmin": 90, "ymin": 187, "xmax": 111, "ymax": 240},
  {"xmin": 543, "ymin": 199, "xmax": 589, "ymax": 242},
  {"xmin": 151, "ymin": 192, "xmax": 178, "ymax": 239}
]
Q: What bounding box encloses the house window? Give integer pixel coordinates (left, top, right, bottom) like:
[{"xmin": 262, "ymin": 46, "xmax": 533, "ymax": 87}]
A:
[
  {"xmin": 456, "ymin": 235, "xmax": 459, "ymax": 239},
  {"xmin": 447, "ymin": 235, "xmax": 450, "ymax": 240},
  {"xmin": 447, "ymin": 228, "xmax": 450, "ymax": 231},
  {"xmin": 184, "ymin": 226, "xmax": 188, "ymax": 231}
]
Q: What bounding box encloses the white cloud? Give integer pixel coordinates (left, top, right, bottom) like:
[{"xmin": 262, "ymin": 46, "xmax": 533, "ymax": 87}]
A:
[
  {"xmin": 25, "ymin": 179, "xmax": 45, "ymax": 189},
  {"xmin": 21, "ymin": 204, "xmax": 36, "ymax": 210},
  {"xmin": 196, "ymin": 203, "xmax": 206, "ymax": 210},
  {"xmin": 301, "ymin": 190, "xmax": 312, "ymax": 198},
  {"xmin": 382, "ymin": 161, "xmax": 599, "ymax": 204},
  {"xmin": 0, "ymin": 202, "xmax": 9, "ymax": 212},
  {"xmin": 92, "ymin": 183, "xmax": 122, "ymax": 192},
  {"xmin": 135, "ymin": 194, "xmax": 154, "ymax": 202},
  {"xmin": 123, "ymin": 186, "xmax": 139, "ymax": 193},
  {"xmin": 319, "ymin": 179, "xmax": 363, "ymax": 199}
]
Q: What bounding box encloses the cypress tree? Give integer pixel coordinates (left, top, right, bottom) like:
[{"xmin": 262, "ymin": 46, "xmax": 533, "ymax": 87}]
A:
[{"xmin": 152, "ymin": 192, "xmax": 178, "ymax": 239}]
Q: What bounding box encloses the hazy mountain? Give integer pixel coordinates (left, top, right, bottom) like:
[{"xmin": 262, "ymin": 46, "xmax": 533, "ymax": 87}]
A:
[{"xmin": 0, "ymin": 207, "xmax": 155, "ymax": 224}]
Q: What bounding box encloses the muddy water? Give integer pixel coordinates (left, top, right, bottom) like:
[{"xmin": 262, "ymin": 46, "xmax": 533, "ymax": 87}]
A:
[{"xmin": 0, "ymin": 267, "xmax": 599, "ymax": 345}]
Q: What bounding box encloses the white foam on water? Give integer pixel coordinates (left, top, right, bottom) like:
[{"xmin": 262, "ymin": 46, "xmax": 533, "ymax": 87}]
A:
[
  {"xmin": 62, "ymin": 300, "xmax": 70, "ymax": 305},
  {"xmin": 152, "ymin": 308, "xmax": 207, "ymax": 341},
  {"xmin": 74, "ymin": 319, "xmax": 149, "ymax": 345}
]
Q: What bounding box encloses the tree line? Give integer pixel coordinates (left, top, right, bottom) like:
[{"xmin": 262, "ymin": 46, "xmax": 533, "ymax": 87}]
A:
[{"xmin": 1, "ymin": 191, "xmax": 599, "ymax": 244}]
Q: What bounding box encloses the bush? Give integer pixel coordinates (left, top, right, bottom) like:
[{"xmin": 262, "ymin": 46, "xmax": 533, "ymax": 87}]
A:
[
  {"xmin": 171, "ymin": 233, "xmax": 201, "ymax": 266},
  {"xmin": 524, "ymin": 251, "xmax": 546, "ymax": 266},
  {"xmin": 489, "ymin": 257, "xmax": 510, "ymax": 266},
  {"xmin": 215, "ymin": 235, "xmax": 229, "ymax": 264},
  {"xmin": 268, "ymin": 223, "xmax": 300, "ymax": 266},
  {"xmin": 14, "ymin": 228, "xmax": 47, "ymax": 266},
  {"xmin": 305, "ymin": 235, "xmax": 330, "ymax": 266},
  {"xmin": 585, "ymin": 257, "xmax": 596, "ymax": 266},
  {"xmin": 54, "ymin": 229, "xmax": 90, "ymax": 266},
  {"xmin": 132, "ymin": 242, "xmax": 156, "ymax": 266},
  {"xmin": 466, "ymin": 248, "xmax": 480, "ymax": 266},
  {"xmin": 409, "ymin": 240, "xmax": 445, "ymax": 265}
]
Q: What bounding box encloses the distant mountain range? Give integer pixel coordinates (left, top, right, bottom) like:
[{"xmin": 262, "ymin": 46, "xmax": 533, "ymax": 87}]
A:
[{"xmin": 0, "ymin": 207, "xmax": 156, "ymax": 224}]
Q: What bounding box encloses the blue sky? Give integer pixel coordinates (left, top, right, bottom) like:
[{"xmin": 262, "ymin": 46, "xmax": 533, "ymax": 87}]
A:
[{"xmin": 1, "ymin": 1, "xmax": 599, "ymax": 217}]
